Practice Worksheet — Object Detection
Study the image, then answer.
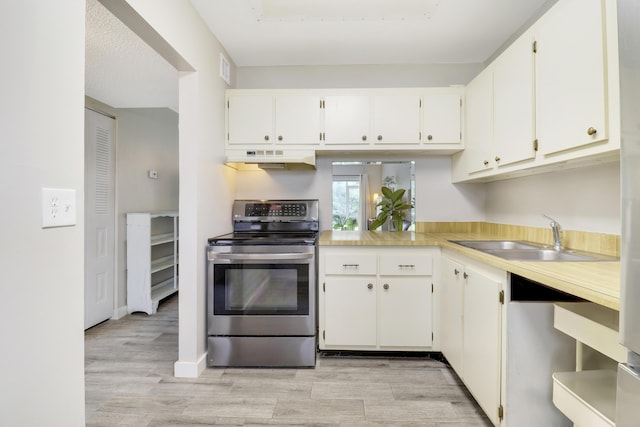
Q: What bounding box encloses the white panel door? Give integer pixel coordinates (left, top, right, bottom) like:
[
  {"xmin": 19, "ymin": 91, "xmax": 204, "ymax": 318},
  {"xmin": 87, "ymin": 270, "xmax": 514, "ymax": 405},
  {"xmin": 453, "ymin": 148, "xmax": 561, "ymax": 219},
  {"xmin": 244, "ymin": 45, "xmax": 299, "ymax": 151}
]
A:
[
  {"xmin": 227, "ymin": 94, "xmax": 273, "ymax": 144},
  {"xmin": 373, "ymin": 95, "xmax": 421, "ymax": 144},
  {"xmin": 462, "ymin": 265, "xmax": 502, "ymax": 426},
  {"xmin": 379, "ymin": 278, "xmax": 432, "ymax": 347},
  {"xmin": 323, "ymin": 95, "xmax": 371, "ymax": 144},
  {"xmin": 493, "ymin": 32, "xmax": 536, "ymax": 167},
  {"xmin": 84, "ymin": 109, "xmax": 116, "ymax": 329},
  {"xmin": 465, "ymin": 68, "xmax": 494, "ymax": 174},
  {"xmin": 323, "ymin": 277, "xmax": 377, "ymax": 346},
  {"xmin": 440, "ymin": 257, "xmax": 465, "ymax": 373},
  {"xmin": 274, "ymin": 95, "xmax": 321, "ymax": 144},
  {"xmin": 535, "ymin": 0, "xmax": 607, "ymax": 155},
  {"xmin": 423, "ymin": 93, "xmax": 462, "ymax": 144}
]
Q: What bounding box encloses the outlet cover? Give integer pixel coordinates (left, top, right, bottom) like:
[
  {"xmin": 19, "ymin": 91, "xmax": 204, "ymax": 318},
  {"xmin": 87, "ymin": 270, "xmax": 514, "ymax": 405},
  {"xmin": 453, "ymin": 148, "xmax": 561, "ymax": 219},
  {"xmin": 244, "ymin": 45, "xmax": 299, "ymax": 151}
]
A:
[{"xmin": 42, "ymin": 188, "xmax": 77, "ymax": 228}]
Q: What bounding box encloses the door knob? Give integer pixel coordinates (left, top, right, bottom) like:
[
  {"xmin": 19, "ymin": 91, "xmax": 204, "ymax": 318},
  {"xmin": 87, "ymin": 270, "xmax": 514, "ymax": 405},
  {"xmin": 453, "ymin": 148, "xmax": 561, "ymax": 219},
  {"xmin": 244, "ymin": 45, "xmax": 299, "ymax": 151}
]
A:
[
  {"xmin": 278, "ymin": 135, "xmax": 283, "ymax": 141},
  {"xmin": 454, "ymin": 269, "xmax": 459, "ymax": 276},
  {"xmin": 377, "ymin": 135, "xmax": 383, "ymax": 141},
  {"xmin": 362, "ymin": 135, "xmax": 367, "ymax": 141},
  {"xmin": 264, "ymin": 135, "xmax": 269, "ymax": 141},
  {"xmin": 495, "ymin": 156, "xmax": 501, "ymax": 162},
  {"xmin": 427, "ymin": 134, "xmax": 433, "ymax": 141},
  {"xmin": 587, "ymin": 127, "xmax": 597, "ymax": 136},
  {"xmin": 383, "ymin": 283, "xmax": 389, "ymax": 290},
  {"xmin": 463, "ymin": 272, "xmax": 468, "ymax": 279},
  {"xmin": 367, "ymin": 283, "xmax": 373, "ymax": 290},
  {"xmin": 483, "ymin": 160, "xmax": 489, "ymax": 166}
]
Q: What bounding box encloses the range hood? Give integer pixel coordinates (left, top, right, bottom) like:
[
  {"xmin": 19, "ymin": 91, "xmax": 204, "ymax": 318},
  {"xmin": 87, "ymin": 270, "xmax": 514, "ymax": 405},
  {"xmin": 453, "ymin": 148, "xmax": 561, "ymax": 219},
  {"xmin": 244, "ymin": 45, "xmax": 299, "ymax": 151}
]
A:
[{"xmin": 225, "ymin": 149, "xmax": 316, "ymax": 170}]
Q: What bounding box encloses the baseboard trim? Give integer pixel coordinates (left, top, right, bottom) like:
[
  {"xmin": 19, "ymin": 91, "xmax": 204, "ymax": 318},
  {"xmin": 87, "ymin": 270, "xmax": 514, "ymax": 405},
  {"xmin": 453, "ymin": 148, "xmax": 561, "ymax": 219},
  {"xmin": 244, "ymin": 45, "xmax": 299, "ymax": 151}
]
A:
[
  {"xmin": 112, "ymin": 305, "xmax": 128, "ymax": 320},
  {"xmin": 174, "ymin": 352, "xmax": 207, "ymax": 378}
]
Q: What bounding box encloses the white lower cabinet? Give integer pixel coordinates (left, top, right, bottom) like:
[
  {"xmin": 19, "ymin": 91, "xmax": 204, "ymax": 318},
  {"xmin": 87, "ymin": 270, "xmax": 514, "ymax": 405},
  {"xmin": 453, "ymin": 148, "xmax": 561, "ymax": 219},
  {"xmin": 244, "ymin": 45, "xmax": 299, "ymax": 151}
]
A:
[
  {"xmin": 440, "ymin": 252, "xmax": 504, "ymax": 425},
  {"xmin": 319, "ymin": 247, "xmax": 436, "ymax": 351}
]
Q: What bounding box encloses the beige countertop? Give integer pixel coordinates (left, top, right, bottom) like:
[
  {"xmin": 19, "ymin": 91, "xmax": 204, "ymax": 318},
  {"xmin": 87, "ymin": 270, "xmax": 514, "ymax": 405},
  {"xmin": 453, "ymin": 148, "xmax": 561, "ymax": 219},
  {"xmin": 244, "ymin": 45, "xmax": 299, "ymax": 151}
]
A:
[{"xmin": 319, "ymin": 230, "xmax": 620, "ymax": 311}]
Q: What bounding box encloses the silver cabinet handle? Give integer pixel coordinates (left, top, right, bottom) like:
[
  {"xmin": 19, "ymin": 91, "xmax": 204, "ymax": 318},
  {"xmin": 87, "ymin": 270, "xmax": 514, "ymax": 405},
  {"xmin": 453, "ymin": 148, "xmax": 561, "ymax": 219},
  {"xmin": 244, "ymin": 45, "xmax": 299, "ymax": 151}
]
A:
[
  {"xmin": 383, "ymin": 283, "xmax": 389, "ymax": 290},
  {"xmin": 367, "ymin": 283, "xmax": 373, "ymax": 290}
]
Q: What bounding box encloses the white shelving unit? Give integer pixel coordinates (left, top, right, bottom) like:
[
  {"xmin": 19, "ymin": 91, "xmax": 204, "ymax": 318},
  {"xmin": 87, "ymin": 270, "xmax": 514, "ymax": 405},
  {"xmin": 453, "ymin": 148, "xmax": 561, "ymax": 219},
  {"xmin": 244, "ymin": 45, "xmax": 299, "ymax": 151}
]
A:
[
  {"xmin": 552, "ymin": 302, "xmax": 627, "ymax": 427},
  {"xmin": 126, "ymin": 212, "xmax": 178, "ymax": 314}
]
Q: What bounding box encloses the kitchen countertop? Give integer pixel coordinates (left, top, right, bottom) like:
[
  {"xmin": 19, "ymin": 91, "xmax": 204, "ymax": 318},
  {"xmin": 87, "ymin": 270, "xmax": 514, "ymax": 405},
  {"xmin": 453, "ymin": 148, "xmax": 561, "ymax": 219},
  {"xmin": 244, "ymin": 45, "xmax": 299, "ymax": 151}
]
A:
[{"xmin": 319, "ymin": 230, "xmax": 620, "ymax": 311}]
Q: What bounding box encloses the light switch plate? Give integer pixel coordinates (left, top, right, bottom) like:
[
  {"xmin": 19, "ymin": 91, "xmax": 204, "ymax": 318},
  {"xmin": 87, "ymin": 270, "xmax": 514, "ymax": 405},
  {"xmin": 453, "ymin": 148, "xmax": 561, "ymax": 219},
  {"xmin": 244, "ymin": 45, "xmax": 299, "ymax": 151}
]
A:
[{"xmin": 42, "ymin": 188, "xmax": 77, "ymax": 228}]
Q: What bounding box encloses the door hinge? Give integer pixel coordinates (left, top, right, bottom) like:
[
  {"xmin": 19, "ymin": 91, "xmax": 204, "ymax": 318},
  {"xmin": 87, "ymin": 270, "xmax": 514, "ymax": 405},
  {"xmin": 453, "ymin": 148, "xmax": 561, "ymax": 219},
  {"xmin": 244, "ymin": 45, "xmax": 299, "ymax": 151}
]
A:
[
  {"xmin": 533, "ymin": 139, "xmax": 539, "ymax": 151},
  {"xmin": 419, "ymin": 99, "xmax": 422, "ymax": 108},
  {"xmin": 323, "ymin": 282, "xmax": 325, "ymax": 292},
  {"xmin": 532, "ymin": 40, "xmax": 537, "ymax": 53},
  {"xmin": 432, "ymin": 332, "xmax": 434, "ymax": 341},
  {"xmin": 227, "ymin": 100, "xmax": 229, "ymax": 108},
  {"xmin": 431, "ymin": 283, "xmax": 434, "ymax": 293},
  {"xmin": 323, "ymin": 330, "xmax": 325, "ymax": 340},
  {"xmin": 460, "ymin": 97, "xmax": 462, "ymax": 107},
  {"xmin": 320, "ymin": 99, "xmax": 325, "ymax": 109},
  {"xmin": 499, "ymin": 290, "xmax": 505, "ymax": 304},
  {"xmin": 498, "ymin": 404, "xmax": 504, "ymax": 420},
  {"xmin": 419, "ymin": 131, "xmax": 422, "ymax": 141}
]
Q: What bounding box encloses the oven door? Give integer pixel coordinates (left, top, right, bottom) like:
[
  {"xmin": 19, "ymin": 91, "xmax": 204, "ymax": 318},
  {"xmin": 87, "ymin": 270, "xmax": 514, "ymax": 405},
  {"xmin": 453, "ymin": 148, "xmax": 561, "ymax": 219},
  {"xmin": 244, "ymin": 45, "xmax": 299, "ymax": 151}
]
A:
[{"xmin": 207, "ymin": 245, "xmax": 316, "ymax": 336}]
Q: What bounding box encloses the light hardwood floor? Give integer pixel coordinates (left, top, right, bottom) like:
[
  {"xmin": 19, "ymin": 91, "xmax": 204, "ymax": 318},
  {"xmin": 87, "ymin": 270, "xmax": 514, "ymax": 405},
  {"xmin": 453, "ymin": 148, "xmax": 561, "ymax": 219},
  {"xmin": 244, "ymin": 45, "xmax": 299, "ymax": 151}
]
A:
[{"xmin": 85, "ymin": 295, "xmax": 492, "ymax": 426}]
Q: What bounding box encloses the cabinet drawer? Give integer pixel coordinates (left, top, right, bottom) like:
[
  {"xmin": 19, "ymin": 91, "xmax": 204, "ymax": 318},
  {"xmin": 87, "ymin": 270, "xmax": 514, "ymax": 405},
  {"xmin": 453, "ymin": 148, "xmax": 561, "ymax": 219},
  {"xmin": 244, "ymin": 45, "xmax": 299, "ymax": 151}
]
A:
[
  {"xmin": 325, "ymin": 253, "xmax": 377, "ymax": 275},
  {"xmin": 379, "ymin": 254, "xmax": 432, "ymax": 276}
]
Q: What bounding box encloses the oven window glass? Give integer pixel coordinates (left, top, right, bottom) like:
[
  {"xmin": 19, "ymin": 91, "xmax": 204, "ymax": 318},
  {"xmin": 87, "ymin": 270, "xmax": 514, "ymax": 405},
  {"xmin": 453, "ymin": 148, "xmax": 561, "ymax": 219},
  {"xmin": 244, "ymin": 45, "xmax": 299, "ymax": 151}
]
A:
[{"xmin": 213, "ymin": 264, "xmax": 309, "ymax": 315}]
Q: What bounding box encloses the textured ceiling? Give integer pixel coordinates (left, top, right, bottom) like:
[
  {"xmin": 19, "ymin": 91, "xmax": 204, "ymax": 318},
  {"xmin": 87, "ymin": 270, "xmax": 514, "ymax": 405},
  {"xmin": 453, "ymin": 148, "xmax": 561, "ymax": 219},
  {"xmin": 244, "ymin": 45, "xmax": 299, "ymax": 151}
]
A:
[
  {"xmin": 85, "ymin": 0, "xmax": 555, "ymax": 111},
  {"xmin": 191, "ymin": 0, "xmax": 554, "ymax": 67},
  {"xmin": 85, "ymin": 0, "xmax": 178, "ymax": 111}
]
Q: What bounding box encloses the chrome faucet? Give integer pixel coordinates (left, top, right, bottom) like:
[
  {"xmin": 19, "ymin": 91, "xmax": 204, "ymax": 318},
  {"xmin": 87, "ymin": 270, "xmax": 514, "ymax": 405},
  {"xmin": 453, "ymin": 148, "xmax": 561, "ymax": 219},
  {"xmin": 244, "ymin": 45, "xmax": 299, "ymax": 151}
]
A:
[{"xmin": 543, "ymin": 214, "xmax": 563, "ymax": 251}]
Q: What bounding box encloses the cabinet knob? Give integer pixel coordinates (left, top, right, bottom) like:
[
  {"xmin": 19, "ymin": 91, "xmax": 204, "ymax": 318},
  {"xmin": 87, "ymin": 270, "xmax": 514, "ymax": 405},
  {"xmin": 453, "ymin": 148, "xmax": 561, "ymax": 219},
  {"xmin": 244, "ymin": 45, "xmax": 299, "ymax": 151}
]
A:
[
  {"xmin": 383, "ymin": 283, "xmax": 389, "ymax": 290},
  {"xmin": 495, "ymin": 156, "xmax": 501, "ymax": 162},
  {"xmin": 483, "ymin": 160, "xmax": 489, "ymax": 166},
  {"xmin": 367, "ymin": 283, "xmax": 373, "ymax": 290},
  {"xmin": 264, "ymin": 135, "xmax": 269, "ymax": 141},
  {"xmin": 377, "ymin": 135, "xmax": 383, "ymax": 141},
  {"xmin": 278, "ymin": 135, "xmax": 283, "ymax": 141},
  {"xmin": 362, "ymin": 135, "xmax": 367, "ymax": 141},
  {"xmin": 463, "ymin": 272, "xmax": 468, "ymax": 279},
  {"xmin": 454, "ymin": 268, "xmax": 460, "ymax": 276},
  {"xmin": 427, "ymin": 134, "xmax": 433, "ymax": 141},
  {"xmin": 587, "ymin": 127, "xmax": 597, "ymax": 136}
]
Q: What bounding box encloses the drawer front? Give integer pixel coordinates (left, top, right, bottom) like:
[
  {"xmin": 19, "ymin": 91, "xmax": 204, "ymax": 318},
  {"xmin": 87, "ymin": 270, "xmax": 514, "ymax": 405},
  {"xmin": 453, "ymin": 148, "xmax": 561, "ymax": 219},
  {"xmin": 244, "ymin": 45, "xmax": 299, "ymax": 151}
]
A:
[
  {"xmin": 379, "ymin": 254, "xmax": 432, "ymax": 276},
  {"xmin": 324, "ymin": 253, "xmax": 377, "ymax": 275}
]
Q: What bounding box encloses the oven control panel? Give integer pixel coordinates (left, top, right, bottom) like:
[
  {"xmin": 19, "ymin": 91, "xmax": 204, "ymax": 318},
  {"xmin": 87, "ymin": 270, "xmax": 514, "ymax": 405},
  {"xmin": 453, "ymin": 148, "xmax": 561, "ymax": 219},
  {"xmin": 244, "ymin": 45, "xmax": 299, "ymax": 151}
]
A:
[
  {"xmin": 245, "ymin": 202, "xmax": 307, "ymax": 217},
  {"xmin": 232, "ymin": 199, "xmax": 318, "ymax": 221}
]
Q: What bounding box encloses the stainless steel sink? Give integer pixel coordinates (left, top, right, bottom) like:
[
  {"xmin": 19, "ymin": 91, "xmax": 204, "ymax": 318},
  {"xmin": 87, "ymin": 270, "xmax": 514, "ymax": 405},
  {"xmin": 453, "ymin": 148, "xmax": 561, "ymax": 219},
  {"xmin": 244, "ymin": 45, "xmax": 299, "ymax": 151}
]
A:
[
  {"xmin": 451, "ymin": 240, "xmax": 542, "ymax": 251},
  {"xmin": 449, "ymin": 240, "xmax": 618, "ymax": 262}
]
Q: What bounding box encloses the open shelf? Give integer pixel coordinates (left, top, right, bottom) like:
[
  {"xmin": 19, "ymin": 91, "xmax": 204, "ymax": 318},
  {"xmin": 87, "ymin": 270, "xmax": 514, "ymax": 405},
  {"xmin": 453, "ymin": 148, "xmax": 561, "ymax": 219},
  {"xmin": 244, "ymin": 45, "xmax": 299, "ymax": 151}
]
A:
[{"xmin": 552, "ymin": 370, "xmax": 616, "ymax": 427}]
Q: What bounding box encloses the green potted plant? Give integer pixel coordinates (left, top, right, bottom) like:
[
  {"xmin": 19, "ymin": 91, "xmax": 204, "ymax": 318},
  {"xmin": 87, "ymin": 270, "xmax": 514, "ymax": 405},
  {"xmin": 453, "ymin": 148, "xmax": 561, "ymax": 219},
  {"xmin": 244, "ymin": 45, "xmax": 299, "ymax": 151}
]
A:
[{"xmin": 369, "ymin": 186, "xmax": 413, "ymax": 231}]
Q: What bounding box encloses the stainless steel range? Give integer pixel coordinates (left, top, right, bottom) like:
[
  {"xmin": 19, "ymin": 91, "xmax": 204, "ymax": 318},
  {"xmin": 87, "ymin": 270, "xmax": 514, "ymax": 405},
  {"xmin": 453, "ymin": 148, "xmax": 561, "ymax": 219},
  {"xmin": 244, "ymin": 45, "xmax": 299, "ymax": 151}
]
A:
[{"xmin": 207, "ymin": 199, "xmax": 319, "ymax": 367}]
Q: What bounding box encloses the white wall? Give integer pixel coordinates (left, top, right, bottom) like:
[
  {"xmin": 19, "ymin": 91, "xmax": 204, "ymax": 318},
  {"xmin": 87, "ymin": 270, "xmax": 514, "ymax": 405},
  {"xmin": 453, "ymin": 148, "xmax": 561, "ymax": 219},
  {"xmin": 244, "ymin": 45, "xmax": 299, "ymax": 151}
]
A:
[
  {"xmin": 485, "ymin": 161, "xmax": 620, "ymax": 234},
  {"xmin": 123, "ymin": 0, "xmax": 237, "ymax": 377},
  {"xmin": 0, "ymin": 1, "xmax": 86, "ymax": 425},
  {"xmin": 116, "ymin": 108, "xmax": 179, "ymax": 314},
  {"xmin": 414, "ymin": 157, "xmax": 487, "ymax": 222},
  {"xmin": 236, "ymin": 64, "xmax": 482, "ymax": 89}
]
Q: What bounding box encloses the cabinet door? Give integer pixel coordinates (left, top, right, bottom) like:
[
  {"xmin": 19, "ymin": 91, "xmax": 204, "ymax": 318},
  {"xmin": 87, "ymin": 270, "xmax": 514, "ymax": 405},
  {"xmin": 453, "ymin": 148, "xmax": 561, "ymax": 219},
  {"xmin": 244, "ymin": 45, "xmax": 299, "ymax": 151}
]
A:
[
  {"xmin": 493, "ymin": 32, "xmax": 536, "ymax": 167},
  {"xmin": 440, "ymin": 257, "xmax": 465, "ymax": 373},
  {"xmin": 323, "ymin": 277, "xmax": 377, "ymax": 346},
  {"xmin": 373, "ymin": 95, "xmax": 421, "ymax": 144},
  {"xmin": 462, "ymin": 265, "xmax": 502, "ymax": 426},
  {"xmin": 323, "ymin": 95, "xmax": 370, "ymax": 144},
  {"xmin": 423, "ymin": 93, "xmax": 462, "ymax": 144},
  {"xmin": 227, "ymin": 94, "xmax": 273, "ymax": 144},
  {"xmin": 464, "ymin": 68, "xmax": 494, "ymax": 174},
  {"xmin": 275, "ymin": 95, "xmax": 321, "ymax": 145},
  {"xmin": 379, "ymin": 278, "xmax": 432, "ymax": 347},
  {"xmin": 535, "ymin": 0, "xmax": 607, "ymax": 156}
]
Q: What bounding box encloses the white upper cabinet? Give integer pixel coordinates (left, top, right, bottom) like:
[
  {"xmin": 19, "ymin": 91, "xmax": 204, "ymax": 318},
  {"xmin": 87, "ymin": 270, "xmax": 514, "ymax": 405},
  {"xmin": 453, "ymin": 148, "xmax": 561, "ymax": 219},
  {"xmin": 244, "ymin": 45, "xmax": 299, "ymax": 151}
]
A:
[
  {"xmin": 464, "ymin": 67, "xmax": 494, "ymax": 174},
  {"xmin": 227, "ymin": 94, "xmax": 273, "ymax": 144},
  {"xmin": 274, "ymin": 95, "xmax": 322, "ymax": 145},
  {"xmin": 423, "ymin": 93, "xmax": 462, "ymax": 145},
  {"xmin": 372, "ymin": 95, "xmax": 422, "ymax": 144},
  {"xmin": 323, "ymin": 95, "xmax": 371, "ymax": 144},
  {"xmin": 535, "ymin": 0, "xmax": 608, "ymax": 156},
  {"xmin": 493, "ymin": 31, "xmax": 536, "ymax": 167}
]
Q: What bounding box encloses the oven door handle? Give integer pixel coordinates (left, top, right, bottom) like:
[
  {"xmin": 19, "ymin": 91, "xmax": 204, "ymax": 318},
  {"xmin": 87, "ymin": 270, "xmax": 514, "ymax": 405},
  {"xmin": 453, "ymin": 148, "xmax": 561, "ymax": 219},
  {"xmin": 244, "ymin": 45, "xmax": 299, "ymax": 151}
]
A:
[{"xmin": 209, "ymin": 252, "xmax": 314, "ymax": 261}]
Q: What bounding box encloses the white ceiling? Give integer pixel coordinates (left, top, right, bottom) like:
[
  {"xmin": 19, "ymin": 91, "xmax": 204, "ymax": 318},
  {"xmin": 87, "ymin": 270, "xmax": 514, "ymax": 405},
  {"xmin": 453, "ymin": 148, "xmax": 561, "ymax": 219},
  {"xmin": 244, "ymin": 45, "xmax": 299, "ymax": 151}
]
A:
[{"xmin": 85, "ymin": 0, "xmax": 553, "ymax": 111}]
